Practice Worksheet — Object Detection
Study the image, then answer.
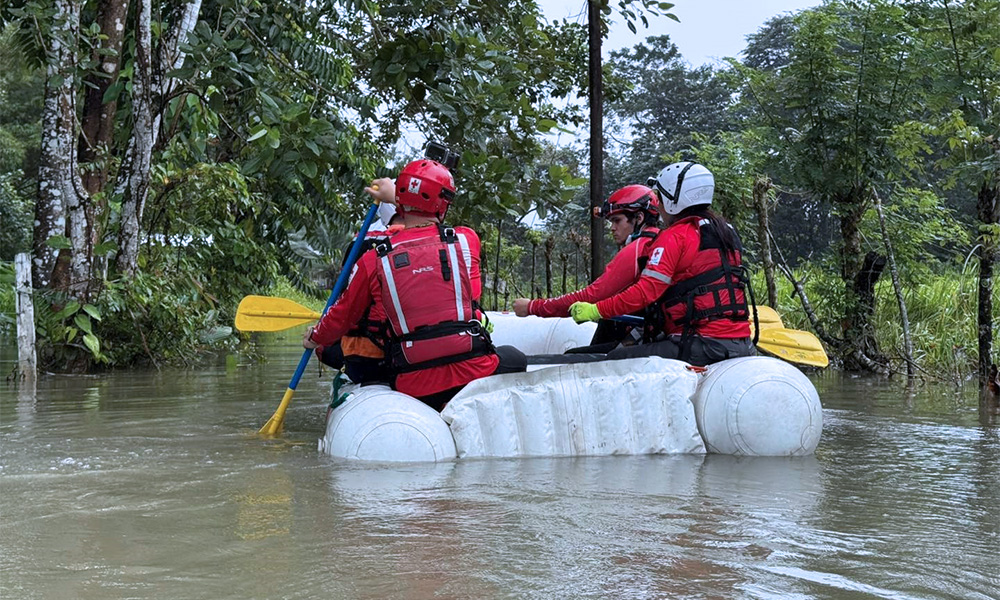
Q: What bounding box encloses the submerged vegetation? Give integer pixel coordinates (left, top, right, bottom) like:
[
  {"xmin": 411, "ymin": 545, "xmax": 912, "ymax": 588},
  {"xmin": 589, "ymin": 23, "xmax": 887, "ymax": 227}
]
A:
[{"xmin": 0, "ymin": 0, "xmax": 998, "ymax": 388}]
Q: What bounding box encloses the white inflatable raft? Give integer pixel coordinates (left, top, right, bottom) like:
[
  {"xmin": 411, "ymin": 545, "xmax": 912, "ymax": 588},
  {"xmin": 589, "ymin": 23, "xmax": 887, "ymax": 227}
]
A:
[{"xmin": 319, "ymin": 312, "xmax": 822, "ymax": 461}]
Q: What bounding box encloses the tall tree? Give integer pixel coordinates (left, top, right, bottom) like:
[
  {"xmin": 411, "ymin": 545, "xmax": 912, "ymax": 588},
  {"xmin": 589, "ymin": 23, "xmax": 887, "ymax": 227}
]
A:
[
  {"xmin": 31, "ymin": 0, "xmax": 83, "ymax": 291},
  {"xmin": 588, "ymin": 0, "xmax": 605, "ymax": 282},
  {"xmin": 921, "ymin": 0, "xmax": 1000, "ymax": 390},
  {"xmin": 740, "ymin": 0, "xmax": 925, "ymax": 372}
]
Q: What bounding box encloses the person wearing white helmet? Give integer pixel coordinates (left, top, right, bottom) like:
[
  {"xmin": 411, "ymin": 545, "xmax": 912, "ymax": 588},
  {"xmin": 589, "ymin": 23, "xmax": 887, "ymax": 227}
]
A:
[{"xmin": 566, "ymin": 161, "xmax": 756, "ymax": 367}]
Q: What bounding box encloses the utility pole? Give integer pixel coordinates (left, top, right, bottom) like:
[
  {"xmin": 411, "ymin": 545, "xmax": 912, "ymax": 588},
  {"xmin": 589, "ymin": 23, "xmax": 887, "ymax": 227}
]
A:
[{"xmin": 587, "ymin": 0, "xmax": 605, "ymax": 282}]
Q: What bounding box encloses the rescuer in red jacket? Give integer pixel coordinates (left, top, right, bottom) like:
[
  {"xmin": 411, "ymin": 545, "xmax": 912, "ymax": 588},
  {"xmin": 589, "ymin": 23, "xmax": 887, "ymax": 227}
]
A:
[
  {"xmin": 568, "ymin": 162, "xmax": 756, "ymax": 366},
  {"xmin": 511, "ymin": 185, "xmax": 662, "ymax": 351},
  {"xmin": 304, "ymin": 156, "xmax": 526, "ymax": 410}
]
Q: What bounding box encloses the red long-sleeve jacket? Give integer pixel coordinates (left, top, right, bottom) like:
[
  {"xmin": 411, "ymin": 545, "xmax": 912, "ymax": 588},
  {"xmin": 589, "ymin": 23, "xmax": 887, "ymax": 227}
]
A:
[
  {"xmin": 528, "ymin": 230, "xmax": 660, "ymax": 317},
  {"xmin": 310, "ymin": 224, "xmax": 499, "ymax": 397},
  {"xmin": 595, "ymin": 218, "xmax": 751, "ymax": 339}
]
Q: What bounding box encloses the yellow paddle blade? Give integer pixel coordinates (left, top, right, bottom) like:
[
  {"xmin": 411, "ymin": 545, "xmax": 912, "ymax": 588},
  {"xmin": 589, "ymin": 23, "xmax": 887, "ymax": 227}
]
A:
[
  {"xmin": 757, "ymin": 327, "xmax": 829, "ymax": 368},
  {"xmin": 750, "ymin": 305, "xmax": 784, "ymax": 333},
  {"xmin": 235, "ymin": 295, "xmax": 321, "ymax": 332},
  {"xmin": 259, "ymin": 387, "xmax": 295, "ymax": 435}
]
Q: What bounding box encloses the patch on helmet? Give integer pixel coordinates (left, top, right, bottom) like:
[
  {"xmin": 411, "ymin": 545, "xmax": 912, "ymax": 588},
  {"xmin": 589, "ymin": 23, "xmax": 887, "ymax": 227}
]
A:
[
  {"xmin": 407, "ymin": 178, "xmax": 422, "ymax": 194},
  {"xmin": 649, "ymin": 247, "xmax": 664, "ymax": 266}
]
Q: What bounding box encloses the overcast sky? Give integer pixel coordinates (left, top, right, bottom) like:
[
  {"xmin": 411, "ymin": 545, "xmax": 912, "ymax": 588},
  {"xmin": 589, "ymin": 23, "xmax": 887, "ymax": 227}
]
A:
[{"xmin": 538, "ymin": 0, "xmax": 819, "ymax": 66}]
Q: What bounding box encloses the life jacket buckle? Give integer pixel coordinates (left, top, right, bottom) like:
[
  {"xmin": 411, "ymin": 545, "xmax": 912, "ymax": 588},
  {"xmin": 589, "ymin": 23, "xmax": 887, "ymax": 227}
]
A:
[{"xmin": 468, "ymin": 320, "xmax": 483, "ymax": 336}]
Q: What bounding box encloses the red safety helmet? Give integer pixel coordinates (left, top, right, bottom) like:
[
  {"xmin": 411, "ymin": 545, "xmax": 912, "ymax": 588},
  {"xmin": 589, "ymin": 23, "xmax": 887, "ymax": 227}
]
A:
[
  {"xmin": 599, "ymin": 185, "xmax": 661, "ymax": 220},
  {"xmin": 395, "ymin": 159, "xmax": 456, "ymax": 219}
]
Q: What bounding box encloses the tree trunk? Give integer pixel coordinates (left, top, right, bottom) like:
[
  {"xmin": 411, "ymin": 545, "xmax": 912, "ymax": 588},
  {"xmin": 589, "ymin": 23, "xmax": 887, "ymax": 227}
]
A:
[
  {"xmin": 752, "ymin": 175, "xmax": 777, "ymax": 308},
  {"xmin": 151, "ymin": 0, "xmax": 203, "ymax": 147},
  {"xmin": 530, "ymin": 241, "xmax": 536, "ymax": 298},
  {"xmin": 874, "ymin": 190, "xmax": 914, "ymax": 379},
  {"xmin": 845, "ymin": 250, "xmax": 887, "ymax": 371},
  {"xmin": 76, "ymin": 0, "xmax": 129, "ymax": 290},
  {"xmin": 33, "ymin": 0, "xmax": 83, "ymax": 290},
  {"xmin": 113, "ymin": 0, "xmax": 202, "ymax": 277},
  {"xmin": 114, "ymin": 0, "xmax": 154, "ymax": 277},
  {"xmin": 837, "ymin": 187, "xmax": 868, "ymax": 293},
  {"xmin": 977, "ymin": 181, "xmax": 1000, "ymax": 392},
  {"xmin": 544, "ymin": 236, "xmax": 554, "ymax": 297},
  {"xmin": 587, "ymin": 0, "xmax": 604, "ymax": 282},
  {"xmin": 560, "ymin": 253, "xmax": 567, "ymax": 294},
  {"xmin": 837, "ymin": 187, "xmax": 886, "ymax": 372},
  {"xmin": 573, "ymin": 247, "xmax": 579, "ymax": 289},
  {"xmin": 78, "ymin": 0, "xmax": 129, "ymax": 196}
]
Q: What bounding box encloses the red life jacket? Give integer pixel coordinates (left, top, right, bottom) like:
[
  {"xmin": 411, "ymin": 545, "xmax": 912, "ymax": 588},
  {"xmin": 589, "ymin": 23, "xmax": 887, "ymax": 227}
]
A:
[
  {"xmin": 647, "ymin": 216, "xmax": 754, "ymax": 343},
  {"xmin": 373, "ymin": 225, "xmax": 494, "ymax": 373}
]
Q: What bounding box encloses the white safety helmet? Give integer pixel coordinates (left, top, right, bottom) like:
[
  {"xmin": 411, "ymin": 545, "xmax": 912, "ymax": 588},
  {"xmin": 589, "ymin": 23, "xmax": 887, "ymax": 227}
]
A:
[{"xmin": 650, "ymin": 162, "xmax": 714, "ymax": 216}]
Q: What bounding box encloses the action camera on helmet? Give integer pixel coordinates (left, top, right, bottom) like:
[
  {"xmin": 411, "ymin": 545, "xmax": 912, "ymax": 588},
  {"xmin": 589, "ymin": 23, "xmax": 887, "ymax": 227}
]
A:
[{"xmin": 424, "ymin": 140, "xmax": 461, "ymax": 171}]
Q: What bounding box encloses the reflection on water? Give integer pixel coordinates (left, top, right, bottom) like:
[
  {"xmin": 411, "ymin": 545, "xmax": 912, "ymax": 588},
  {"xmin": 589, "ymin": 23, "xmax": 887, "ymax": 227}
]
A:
[{"xmin": 1, "ymin": 338, "xmax": 998, "ymax": 599}]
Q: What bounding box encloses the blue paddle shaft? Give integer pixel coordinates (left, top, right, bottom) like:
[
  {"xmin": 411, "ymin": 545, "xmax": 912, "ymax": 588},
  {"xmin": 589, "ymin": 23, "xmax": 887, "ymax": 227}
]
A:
[
  {"xmin": 288, "ymin": 203, "xmax": 381, "ymax": 391},
  {"xmin": 611, "ymin": 315, "xmax": 644, "ymax": 326}
]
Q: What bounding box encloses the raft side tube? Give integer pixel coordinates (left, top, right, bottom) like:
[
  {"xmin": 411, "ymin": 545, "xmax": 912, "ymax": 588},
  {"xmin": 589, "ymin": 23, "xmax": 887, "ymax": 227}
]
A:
[
  {"xmin": 319, "ymin": 385, "xmax": 457, "ymax": 462},
  {"xmin": 442, "ymin": 357, "xmax": 706, "ymax": 459},
  {"xmin": 691, "ymin": 356, "xmax": 823, "ymax": 456}
]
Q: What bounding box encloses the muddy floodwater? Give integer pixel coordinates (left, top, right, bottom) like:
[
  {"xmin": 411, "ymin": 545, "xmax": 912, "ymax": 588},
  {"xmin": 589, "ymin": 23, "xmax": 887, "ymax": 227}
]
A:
[{"xmin": 1, "ymin": 338, "xmax": 997, "ymax": 599}]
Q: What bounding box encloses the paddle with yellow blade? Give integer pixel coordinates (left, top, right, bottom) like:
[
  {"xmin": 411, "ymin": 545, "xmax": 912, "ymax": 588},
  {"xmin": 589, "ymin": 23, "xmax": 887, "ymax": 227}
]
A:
[
  {"xmin": 249, "ymin": 199, "xmax": 382, "ymax": 436},
  {"xmin": 748, "ymin": 305, "xmax": 828, "ymax": 366},
  {"xmin": 753, "ymin": 326, "xmax": 828, "ymax": 367},
  {"xmin": 611, "ymin": 307, "xmax": 828, "ymax": 368},
  {"xmin": 750, "ymin": 305, "xmax": 783, "ymax": 332},
  {"xmin": 235, "ymin": 295, "xmax": 321, "ymax": 332}
]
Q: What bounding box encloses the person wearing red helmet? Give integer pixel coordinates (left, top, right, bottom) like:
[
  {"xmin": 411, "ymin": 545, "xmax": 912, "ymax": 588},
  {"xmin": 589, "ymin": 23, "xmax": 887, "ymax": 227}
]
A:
[
  {"xmin": 567, "ymin": 162, "xmax": 756, "ymax": 366},
  {"xmin": 512, "ymin": 184, "xmax": 661, "ymax": 350},
  {"xmin": 304, "ymin": 154, "xmax": 525, "ymax": 411}
]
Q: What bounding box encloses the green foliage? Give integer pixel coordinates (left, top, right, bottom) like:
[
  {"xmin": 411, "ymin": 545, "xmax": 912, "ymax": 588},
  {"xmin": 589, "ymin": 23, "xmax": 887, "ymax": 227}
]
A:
[
  {"xmin": 351, "ymin": 0, "xmax": 591, "ymax": 224},
  {"xmin": 861, "ymin": 187, "xmax": 970, "ymax": 274},
  {"xmin": 32, "ymin": 263, "xmax": 246, "ymax": 370},
  {"xmin": 747, "ymin": 259, "xmax": 997, "ymax": 381},
  {"xmin": 606, "ymin": 35, "xmax": 735, "ymax": 184},
  {"xmin": 0, "ymin": 260, "xmax": 13, "ymax": 333},
  {"xmin": 916, "ymin": 0, "xmax": 1000, "ymax": 191},
  {"xmin": 0, "ymin": 171, "xmax": 33, "ymax": 260},
  {"xmin": 869, "ymin": 267, "xmax": 995, "ymax": 383},
  {"xmin": 0, "ymin": 22, "xmax": 42, "ymax": 261},
  {"xmin": 266, "ymin": 277, "xmax": 324, "ymax": 314},
  {"xmin": 770, "ymin": 1, "xmax": 922, "ymax": 196}
]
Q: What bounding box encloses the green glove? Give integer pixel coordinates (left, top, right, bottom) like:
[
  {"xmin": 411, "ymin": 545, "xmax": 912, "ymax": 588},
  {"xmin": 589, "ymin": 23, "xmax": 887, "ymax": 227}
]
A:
[
  {"xmin": 485, "ymin": 319, "xmax": 495, "ymax": 334},
  {"xmin": 569, "ymin": 301, "xmax": 602, "ymax": 324}
]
